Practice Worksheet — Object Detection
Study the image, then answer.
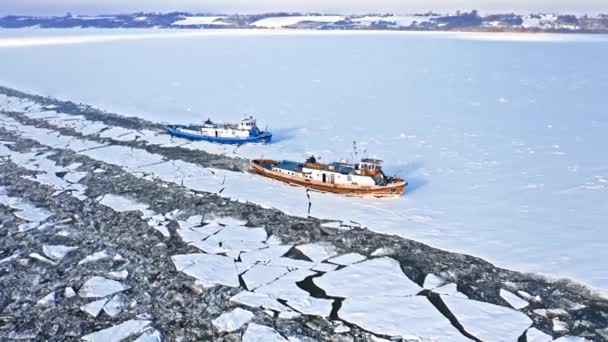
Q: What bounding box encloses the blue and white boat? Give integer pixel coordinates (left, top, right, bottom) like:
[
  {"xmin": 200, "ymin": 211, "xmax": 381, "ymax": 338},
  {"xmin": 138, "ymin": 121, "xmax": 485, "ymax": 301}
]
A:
[{"xmin": 166, "ymin": 116, "xmax": 272, "ymax": 144}]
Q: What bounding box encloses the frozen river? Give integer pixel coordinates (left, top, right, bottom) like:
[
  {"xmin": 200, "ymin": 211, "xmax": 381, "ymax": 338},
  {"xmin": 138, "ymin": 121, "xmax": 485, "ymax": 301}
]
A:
[{"xmin": 1, "ymin": 29, "xmax": 607, "ymax": 290}]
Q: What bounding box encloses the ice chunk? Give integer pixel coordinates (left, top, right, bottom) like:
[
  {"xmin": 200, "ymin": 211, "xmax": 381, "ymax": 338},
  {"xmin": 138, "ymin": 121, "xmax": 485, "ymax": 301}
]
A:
[
  {"xmin": 296, "ymin": 243, "xmax": 337, "ymax": 262},
  {"xmin": 79, "ymin": 276, "xmax": 128, "ymax": 298},
  {"xmin": 339, "ymin": 296, "xmax": 469, "ymax": 341},
  {"xmin": 500, "ymin": 289, "xmax": 529, "ymax": 309},
  {"xmin": 315, "ymin": 257, "xmax": 421, "ymax": 298},
  {"xmin": 423, "ymin": 273, "xmax": 444, "ymax": 289},
  {"xmin": 107, "ymin": 269, "xmax": 129, "ymax": 280},
  {"xmin": 78, "ymin": 250, "xmax": 111, "ymax": 265},
  {"xmin": 0, "ymin": 252, "xmax": 20, "ymax": 264},
  {"xmin": 42, "ymin": 245, "xmax": 77, "ymax": 261},
  {"xmin": 29, "ymin": 252, "xmax": 57, "ymax": 265},
  {"xmin": 171, "ymin": 253, "xmax": 239, "ymax": 287},
  {"xmin": 526, "ymin": 327, "xmax": 552, "ymax": 342},
  {"xmin": 81, "ymin": 298, "xmax": 110, "ymax": 317},
  {"xmin": 64, "ymin": 287, "xmax": 76, "ymax": 298},
  {"xmin": 327, "ymin": 253, "xmax": 366, "ymax": 266},
  {"xmin": 36, "ymin": 291, "xmax": 55, "ymax": 306},
  {"xmin": 133, "ymin": 329, "xmax": 163, "ymax": 342},
  {"xmin": 212, "ymin": 307, "xmax": 255, "ymax": 332},
  {"xmin": 81, "ymin": 319, "xmax": 152, "ymax": 342},
  {"xmin": 242, "ymin": 323, "xmax": 288, "ymax": 342},
  {"xmin": 103, "ymin": 294, "xmax": 125, "ymax": 317},
  {"xmin": 370, "ymin": 247, "xmax": 395, "ymax": 257},
  {"xmin": 442, "ymin": 295, "xmax": 532, "ymax": 341}
]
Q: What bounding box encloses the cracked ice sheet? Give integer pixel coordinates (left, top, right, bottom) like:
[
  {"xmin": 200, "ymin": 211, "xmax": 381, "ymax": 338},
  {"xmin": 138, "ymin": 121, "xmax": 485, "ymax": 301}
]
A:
[
  {"xmin": 441, "ymin": 295, "xmax": 532, "ymax": 341},
  {"xmin": 81, "ymin": 320, "xmax": 152, "ymax": 342},
  {"xmin": 340, "ymin": 296, "xmax": 469, "ymax": 341},
  {"xmin": 172, "ymin": 253, "xmax": 239, "ymax": 288},
  {"xmin": 212, "ymin": 308, "xmax": 254, "ymax": 332},
  {"xmin": 296, "ymin": 243, "xmax": 337, "ymax": 262},
  {"xmin": 242, "ymin": 264, "xmax": 290, "ymax": 290},
  {"xmin": 0, "ymin": 186, "xmax": 53, "ymax": 222},
  {"xmin": 242, "ymin": 323, "xmax": 288, "ymax": 342},
  {"xmin": 99, "ymin": 194, "xmax": 154, "ymax": 216},
  {"xmin": 314, "ymin": 257, "xmax": 421, "ymax": 298},
  {"xmin": 255, "ymin": 268, "xmax": 332, "ymax": 316}
]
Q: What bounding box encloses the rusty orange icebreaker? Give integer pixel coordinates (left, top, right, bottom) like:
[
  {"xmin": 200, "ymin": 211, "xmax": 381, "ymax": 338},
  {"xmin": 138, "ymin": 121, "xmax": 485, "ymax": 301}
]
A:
[{"xmin": 251, "ymin": 156, "xmax": 407, "ymax": 197}]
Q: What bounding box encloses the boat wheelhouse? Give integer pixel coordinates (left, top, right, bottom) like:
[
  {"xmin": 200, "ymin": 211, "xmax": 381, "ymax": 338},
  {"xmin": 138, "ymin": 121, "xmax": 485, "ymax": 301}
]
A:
[
  {"xmin": 166, "ymin": 116, "xmax": 272, "ymax": 144},
  {"xmin": 251, "ymin": 156, "xmax": 407, "ymax": 196}
]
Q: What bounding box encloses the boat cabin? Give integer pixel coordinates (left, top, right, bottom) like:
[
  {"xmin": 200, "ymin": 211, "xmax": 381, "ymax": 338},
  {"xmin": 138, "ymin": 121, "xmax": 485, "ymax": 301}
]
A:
[{"xmin": 357, "ymin": 158, "xmax": 383, "ymax": 176}]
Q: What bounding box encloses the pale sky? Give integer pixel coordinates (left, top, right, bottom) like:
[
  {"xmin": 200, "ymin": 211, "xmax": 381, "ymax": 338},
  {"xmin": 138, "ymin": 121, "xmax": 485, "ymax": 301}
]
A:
[{"xmin": 0, "ymin": 0, "xmax": 605, "ymax": 16}]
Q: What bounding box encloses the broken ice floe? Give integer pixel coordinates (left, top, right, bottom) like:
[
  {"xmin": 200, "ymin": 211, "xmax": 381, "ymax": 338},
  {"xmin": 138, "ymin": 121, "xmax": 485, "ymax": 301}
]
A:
[
  {"xmin": 242, "ymin": 323, "xmax": 288, "ymax": 342},
  {"xmin": 295, "ymin": 243, "xmax": 337, "ymax": 262},
  {"xmin": 79, "ymin": 276, "xmax": 128, "ymax": 298},
  {"xmin": 81, "ymin": 298, "xmax": 110, "ymax": 317},
  {"xmin": 212, "ymin": 307, "xmax": 255, "ymax": 332},
  {"xmin": 81, "ymin": 294, "xmax": 125, "ymax": 318},
  {"xmin": 441, "ymin": 295, "xmax": 532, "ymax": 341},
  {"xmin": 339, "ymin": 296, "xmax": 470, "ymax": 341},
  {"xmin": 315, "ymin": 257, "xmax": 422, "ymax": 298},
  {"xmin": 526, "ymin": 327, "xmax": 552, "ymax": 342},
  {"xmin": 81, "ymin": 319, "xmax": 152, "ymax": 342},
  {"xmin": 172, "ymin": 253, "xmax": 239, "ymax": 288}
]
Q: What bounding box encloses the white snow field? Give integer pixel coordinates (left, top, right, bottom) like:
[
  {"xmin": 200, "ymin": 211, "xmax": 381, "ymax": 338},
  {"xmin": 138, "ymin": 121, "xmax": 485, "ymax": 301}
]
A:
[{"xmin": 0, "ymin": 29, "xmax": 607, "ymax": 290}]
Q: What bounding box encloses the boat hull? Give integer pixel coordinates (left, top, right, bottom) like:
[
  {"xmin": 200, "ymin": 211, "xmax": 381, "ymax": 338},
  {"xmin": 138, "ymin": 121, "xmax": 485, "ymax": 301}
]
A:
[
  {"xmin": 166, "ymin": 125, "xmax": 272, "ymax": 144},
  {"xmin": 251, "ymin": 159, "xmax": 407, "ymax": 197}
]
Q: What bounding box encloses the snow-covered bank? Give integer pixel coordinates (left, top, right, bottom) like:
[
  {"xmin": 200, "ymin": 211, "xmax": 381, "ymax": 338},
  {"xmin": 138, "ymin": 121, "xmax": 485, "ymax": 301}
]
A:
[{"xmin": 0, "ymin": 30, "xmax": 607, "ymax": 290}]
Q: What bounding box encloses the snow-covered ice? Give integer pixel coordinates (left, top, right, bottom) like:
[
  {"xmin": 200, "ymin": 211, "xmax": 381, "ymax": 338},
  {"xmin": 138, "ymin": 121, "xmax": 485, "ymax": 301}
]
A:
[
  {"xmin": 212, "ymin": 307, "xmax": 255, "ymax": 332},
  {"xmin": 251, "ymin": 16, "xmax": 344, "ymax": 28},
  {"xmin": 1, "ymin": 30, "xmax": 607, "ymax": 290}
]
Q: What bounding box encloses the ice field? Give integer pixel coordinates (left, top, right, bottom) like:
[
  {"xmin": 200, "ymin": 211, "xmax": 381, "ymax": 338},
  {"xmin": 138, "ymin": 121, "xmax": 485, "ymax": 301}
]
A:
[{"xmin": 0, "ymin": 29, "xmax": 607, "ymax": 290}]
